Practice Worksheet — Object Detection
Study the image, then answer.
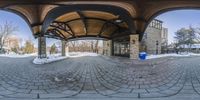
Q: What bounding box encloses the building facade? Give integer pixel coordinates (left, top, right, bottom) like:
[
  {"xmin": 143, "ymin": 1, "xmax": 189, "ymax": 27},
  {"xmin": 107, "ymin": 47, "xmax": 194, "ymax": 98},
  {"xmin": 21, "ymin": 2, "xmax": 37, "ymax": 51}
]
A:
[
  {"xmin": 161, "ymin": 27, "xmax": 168, "ymax": 53},
  {"xmin": 141, "ymin": 19, "xmax": 168, "ymax": 54}
]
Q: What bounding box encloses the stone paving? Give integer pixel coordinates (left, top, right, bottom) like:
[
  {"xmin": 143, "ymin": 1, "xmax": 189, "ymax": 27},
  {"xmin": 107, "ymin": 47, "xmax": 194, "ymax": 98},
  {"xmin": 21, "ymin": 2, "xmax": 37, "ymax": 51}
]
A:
[{"xmin": 0, "ymin": 55, "xmax": 200, "ymax": 100}]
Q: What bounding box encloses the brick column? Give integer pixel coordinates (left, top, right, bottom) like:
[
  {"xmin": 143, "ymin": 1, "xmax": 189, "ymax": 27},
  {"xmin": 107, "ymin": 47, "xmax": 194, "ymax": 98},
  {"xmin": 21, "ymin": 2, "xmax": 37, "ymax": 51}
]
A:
[
  {"xmin": 61, "ymin": 40, "xmax": 66, "ymax": 56},
  {"xmin": 130, "ymin": 34, "xmax": 139, "ymax": 59},
  {"xmin": 38, "ymin": 37, "xmax": 46, "ymax": 58}
]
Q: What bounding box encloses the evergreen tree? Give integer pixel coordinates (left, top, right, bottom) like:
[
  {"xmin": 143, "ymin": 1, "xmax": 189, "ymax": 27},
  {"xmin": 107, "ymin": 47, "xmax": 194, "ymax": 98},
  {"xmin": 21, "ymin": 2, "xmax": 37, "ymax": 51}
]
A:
[
  {"xmin": 11, "ymin": 47, "xmax": 18, "ymax": 53},
  {"xmin": 23, "ymin": 40, "xmax": 34, "ymax": 54},
  {"xmin": 50, "ymin": 43, "xmax": 57, "ymax": 54}
]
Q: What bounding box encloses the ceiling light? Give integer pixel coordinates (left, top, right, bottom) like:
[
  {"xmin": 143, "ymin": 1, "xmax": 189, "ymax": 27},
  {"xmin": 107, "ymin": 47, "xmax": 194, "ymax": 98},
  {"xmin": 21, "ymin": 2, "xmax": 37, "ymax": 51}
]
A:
[{"xmin": 115, "ymin": 19, "xmax": 122, "ymax": 23}]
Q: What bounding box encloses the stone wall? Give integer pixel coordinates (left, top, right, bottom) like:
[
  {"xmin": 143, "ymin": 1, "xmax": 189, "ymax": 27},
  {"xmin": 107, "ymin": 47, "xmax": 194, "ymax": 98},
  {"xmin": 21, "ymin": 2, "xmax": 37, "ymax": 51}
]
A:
[
  {"xmin": 161, "ymin": 27, "xmax": 168, "ymax": 53},
  {"xmin": 144, "ymin": 27, "xmax": 162, "ymax": 54}
]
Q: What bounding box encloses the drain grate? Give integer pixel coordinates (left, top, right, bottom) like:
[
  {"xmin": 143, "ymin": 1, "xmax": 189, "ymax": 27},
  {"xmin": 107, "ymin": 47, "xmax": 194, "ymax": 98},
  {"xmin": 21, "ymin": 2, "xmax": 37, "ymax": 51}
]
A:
[
  {"xmin": 138, "ymin": 93, "xmax": 140, "ymax": 98},
  {"xmin": 37, "ymin": 93, "xmax": 40, "ymax": 99}
]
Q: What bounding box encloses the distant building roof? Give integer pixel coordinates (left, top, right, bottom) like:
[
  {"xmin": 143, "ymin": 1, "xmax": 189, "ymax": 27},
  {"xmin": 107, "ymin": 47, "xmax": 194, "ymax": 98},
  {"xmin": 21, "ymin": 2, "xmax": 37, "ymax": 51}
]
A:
[
  {"xmin": 154, "ymin": 19, "xmax": 163, "ymax": 23},
  {"xmin": 179, "ymin": 44, "xmax": 200, "ymax": 48}
]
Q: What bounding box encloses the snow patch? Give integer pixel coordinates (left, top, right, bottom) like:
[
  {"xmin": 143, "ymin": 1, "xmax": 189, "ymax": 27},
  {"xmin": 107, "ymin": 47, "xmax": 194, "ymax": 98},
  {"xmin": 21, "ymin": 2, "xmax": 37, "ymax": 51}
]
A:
[
  {"xmin": 54, "ymin": 77, "xmax": 62, "ymax": 82},
  {"xmin": 68, "ymin": 52, "xmax": 99, "ymax": 58},
  {"xmin": 33, "ymin": 54, "xmax": 67, "ymax": 64},
  {"xmin": 0, "ymin": 53, "xmax": 36, "ymax": 58},
  {"xmin": 33, "ymin": 52, "xmax": 98, "ymax": 65},
  {"xmin": 146, "ymin": 53, "xmax": 200, "ymax": 59}
]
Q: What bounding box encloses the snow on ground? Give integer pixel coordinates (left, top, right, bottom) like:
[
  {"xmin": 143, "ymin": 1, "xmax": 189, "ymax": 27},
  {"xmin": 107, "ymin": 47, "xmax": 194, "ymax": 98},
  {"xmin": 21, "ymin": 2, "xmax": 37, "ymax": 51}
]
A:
[
  {"xmin": 68, "ymin": 52, "xmax": 99, "ymax": 58},
  {"xmin": 33, "ymin": 52, "xmax": 99, "ymax": 64},
  {"xmin": 33, "ymin": 54, "xmax": 67, "ymax": 64},
  {"xmin": 0, "ymin": 53, "xmax": 37, "ymax": 58},
  {"xmin": 0, "ymin": 52, "xmax": 99, "ymax": 64},
  {"xmin": 3, "ymin": 51, "xmax": 200, "ymax": 64},
  {"xmin": 146, "ymin": 53, "xmax": 200, "ymax": 59}
]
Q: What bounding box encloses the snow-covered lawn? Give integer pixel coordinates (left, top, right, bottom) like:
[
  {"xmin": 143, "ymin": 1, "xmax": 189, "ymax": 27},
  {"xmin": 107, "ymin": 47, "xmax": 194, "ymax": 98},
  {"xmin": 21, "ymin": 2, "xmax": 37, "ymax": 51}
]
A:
[
  {"xmin": 0, "ymin": 53, "xmax": 36, "ymax": 58},
  {"xmin": 146, "ymin": 53, "xmax": 200, "ymax": 59},
  {"xmin": 33, "ymin": 52, "xmax": 99, "ymax": 64}
]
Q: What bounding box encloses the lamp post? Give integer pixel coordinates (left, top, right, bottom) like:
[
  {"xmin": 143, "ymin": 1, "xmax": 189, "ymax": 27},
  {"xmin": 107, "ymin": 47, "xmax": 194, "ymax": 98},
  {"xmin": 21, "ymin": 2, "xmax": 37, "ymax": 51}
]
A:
[{"xmin": 156, "ymin": 40, "xmax": 159, "ymax": 54}]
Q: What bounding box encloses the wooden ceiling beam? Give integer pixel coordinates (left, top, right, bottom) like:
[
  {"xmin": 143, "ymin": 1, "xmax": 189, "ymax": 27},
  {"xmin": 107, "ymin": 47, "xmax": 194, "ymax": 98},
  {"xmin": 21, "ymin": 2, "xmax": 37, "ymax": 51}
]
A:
[{"xmin": 76, "ymin": 11, "xmax": 88, "ymax": 35}]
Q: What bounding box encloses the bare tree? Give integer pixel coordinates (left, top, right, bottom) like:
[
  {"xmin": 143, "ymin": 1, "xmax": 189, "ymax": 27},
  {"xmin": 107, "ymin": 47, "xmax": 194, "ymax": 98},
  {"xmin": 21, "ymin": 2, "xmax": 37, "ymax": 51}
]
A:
[
  {"xmin": 0, "ymin": 21, "xmax": 18, "ymax": 51},
  {"xmin": 68, "ymin": 40, "xmax": 101, "ymax": 53},
  {"xmin": 69, "ymin": 41, "xmax": 76, "ymax": 51},
  {"xmin": 194, "ymin": 27, "xmax": 200, "ymax": 43},
  {"xmin": 174, "ymin": 27, "xmax": 197, "ymax": 53}
]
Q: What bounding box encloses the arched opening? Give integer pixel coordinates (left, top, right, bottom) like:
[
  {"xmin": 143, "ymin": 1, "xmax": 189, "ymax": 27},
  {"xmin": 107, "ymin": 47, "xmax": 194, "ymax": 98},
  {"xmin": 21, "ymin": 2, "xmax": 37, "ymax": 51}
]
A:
[
  {"xmin": 142, "ymin": 9, "xmax": 200, "ymax": 56},
  {"xmin": 41, "ymin": 6, "xmax": 133, "ymax": 59},
  {"xmin": 0, "ymin": 10, "xmax": 37, "ymax": 56}
]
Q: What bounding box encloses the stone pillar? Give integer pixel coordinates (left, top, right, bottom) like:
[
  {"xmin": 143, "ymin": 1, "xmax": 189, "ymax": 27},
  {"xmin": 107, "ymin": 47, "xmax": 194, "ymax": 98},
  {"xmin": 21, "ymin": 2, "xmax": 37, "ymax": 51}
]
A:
[
  {"xmin": 107, "ymin": 40, "xmax": 113, "ymax": 56},
  {"xmin": 130, "ymin": 34, "xmax": 139, "ymax": 59},
  {"xmin": 38, "ymin": 37, "xmax": 46, "ymax": 58},
  {"xmin": 66, "ymin": 45, "xmax": 69, "ymax": 56},
  {"xmin": 103, "ymin": 40, "xmax": 112, "ymax": 56},
  {"xmin": 61, "ymin": 40, "xmax": 66, "ymax": 56}
]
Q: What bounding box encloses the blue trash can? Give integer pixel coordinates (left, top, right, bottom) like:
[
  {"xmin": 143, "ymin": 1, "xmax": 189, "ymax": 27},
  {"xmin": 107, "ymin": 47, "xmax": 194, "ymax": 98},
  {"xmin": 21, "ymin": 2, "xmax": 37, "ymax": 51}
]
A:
[{"xmin": 139, "ymin": 52, "xmax": 147, "ymax": 60}]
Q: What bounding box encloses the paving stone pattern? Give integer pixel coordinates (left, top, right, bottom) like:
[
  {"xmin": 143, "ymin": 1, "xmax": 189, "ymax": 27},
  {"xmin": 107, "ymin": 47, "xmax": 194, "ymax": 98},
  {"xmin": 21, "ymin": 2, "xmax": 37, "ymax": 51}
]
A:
[{"xmin": 0, "ymin": 56, "xmax": 200, "ymax": 99}]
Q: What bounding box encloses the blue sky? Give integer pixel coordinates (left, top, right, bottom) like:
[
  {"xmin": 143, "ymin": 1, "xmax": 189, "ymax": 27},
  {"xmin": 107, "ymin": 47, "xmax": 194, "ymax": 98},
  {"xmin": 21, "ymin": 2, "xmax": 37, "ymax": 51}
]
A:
[
  {"xmin": 0, "ymin": 10, "xmax": 33, "ymax": 39},
  {"xmin": 0, "ymin": 9, "xmax": 200, "ymax": 46},
  {"xmin": 0, "ymin": 10, "xmax": 60, "ymax": 47},
  {"xmin": 156, "ymin": 10, "xmax": 200, "ymax": 43}
]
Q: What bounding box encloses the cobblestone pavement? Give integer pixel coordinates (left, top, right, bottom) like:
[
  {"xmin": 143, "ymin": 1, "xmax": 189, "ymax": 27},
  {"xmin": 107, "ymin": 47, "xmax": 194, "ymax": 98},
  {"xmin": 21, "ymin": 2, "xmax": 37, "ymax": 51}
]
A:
[{"xmin": 0, "ymin": 56, "xmax": 200, "ymax": 100}]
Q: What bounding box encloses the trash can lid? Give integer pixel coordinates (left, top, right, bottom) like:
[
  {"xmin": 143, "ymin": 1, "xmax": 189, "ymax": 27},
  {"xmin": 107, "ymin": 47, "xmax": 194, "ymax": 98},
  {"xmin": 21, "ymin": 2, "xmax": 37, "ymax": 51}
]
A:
[{"xmin": 140, "ymin": 52, "xmax": 146, "ymax": 54}]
